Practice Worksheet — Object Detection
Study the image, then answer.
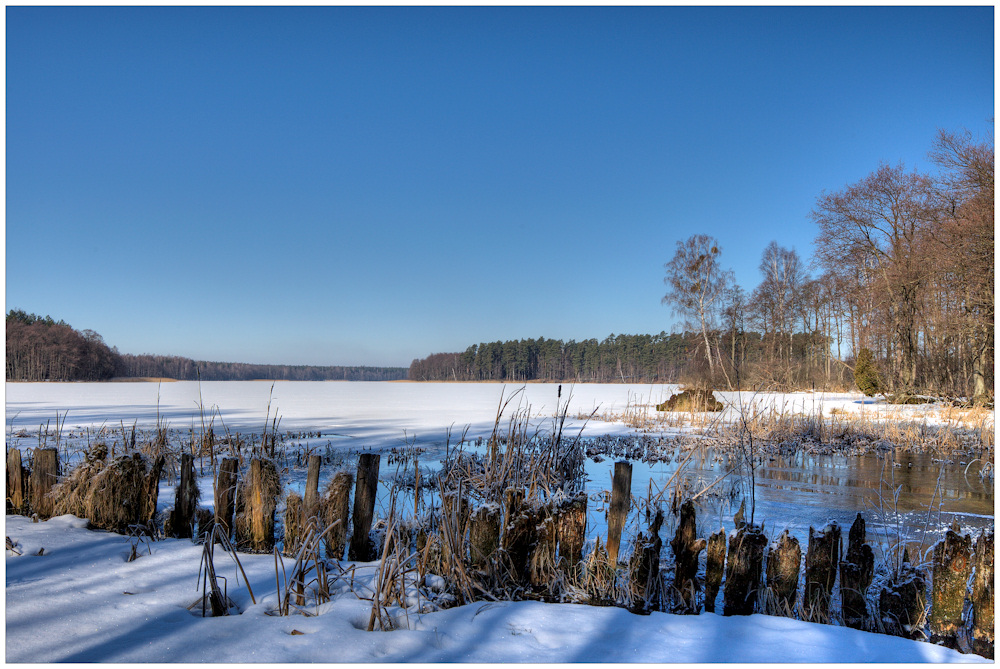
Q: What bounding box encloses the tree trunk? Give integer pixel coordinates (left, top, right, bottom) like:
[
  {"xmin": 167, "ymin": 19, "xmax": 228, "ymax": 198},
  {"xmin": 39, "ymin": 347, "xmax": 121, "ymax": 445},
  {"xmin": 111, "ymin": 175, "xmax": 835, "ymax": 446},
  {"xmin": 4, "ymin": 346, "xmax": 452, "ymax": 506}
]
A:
[
  {"xmin": 723, "ymin": 524, "xmax": 766, "ymax": 616},
  {"xmin": 972, "ymin": 530, "xmax": 994, "ymax": 658},
  {"xmin": 7, "ymin": 448, "xmax": 26, "ymax": 514},
  {"xmin": 839, "ymin": 513, "xmax": 874, "ymax": 630},
  {"xmin": 929, "ymin": 529, "xmax": 972, "ymax": 647}
]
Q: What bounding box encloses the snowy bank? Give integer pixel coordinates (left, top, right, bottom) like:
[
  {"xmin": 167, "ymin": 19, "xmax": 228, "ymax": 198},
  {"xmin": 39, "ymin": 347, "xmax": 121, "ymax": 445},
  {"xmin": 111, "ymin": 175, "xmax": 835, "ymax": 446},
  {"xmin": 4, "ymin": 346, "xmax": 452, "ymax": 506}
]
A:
[{"xmin": 4, "ymin": 515, "xmax": 986, "ymax": 663}]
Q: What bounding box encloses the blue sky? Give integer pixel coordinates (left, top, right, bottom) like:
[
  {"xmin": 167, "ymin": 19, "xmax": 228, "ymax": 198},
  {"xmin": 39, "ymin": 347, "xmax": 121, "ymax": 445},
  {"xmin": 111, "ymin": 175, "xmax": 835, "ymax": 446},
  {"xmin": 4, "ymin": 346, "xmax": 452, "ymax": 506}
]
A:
[{"xmin": 6, "ymin": 6, "xmax": 994, "ymax": 367}]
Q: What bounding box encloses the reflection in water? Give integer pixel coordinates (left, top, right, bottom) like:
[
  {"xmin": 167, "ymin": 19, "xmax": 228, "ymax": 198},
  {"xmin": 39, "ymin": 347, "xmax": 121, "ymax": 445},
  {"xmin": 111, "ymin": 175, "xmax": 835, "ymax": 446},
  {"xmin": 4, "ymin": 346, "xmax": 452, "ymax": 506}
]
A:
[{"xmin": 583, "ymin": 446, "xmax": 993, "ymax": 550}]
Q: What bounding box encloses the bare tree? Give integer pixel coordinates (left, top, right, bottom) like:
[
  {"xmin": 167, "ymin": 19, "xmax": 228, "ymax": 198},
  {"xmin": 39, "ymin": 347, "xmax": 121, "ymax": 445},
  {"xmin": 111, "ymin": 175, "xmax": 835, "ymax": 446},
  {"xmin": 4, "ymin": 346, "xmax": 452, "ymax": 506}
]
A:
[{"xmin": 662, "ymin": 234, "xmax": 734, "ymax": 383}]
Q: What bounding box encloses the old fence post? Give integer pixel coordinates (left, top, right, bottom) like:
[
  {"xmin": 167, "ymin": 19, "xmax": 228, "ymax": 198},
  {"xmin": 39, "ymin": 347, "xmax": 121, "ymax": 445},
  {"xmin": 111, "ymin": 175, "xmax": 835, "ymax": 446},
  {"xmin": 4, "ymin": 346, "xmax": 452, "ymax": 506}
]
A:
[
  {"xmin": 321, "ymin": 471, "xmax": 353, "ymax": 560},
  {"xmin": 704, "ymin": 529, "xmax": 726, "ymax": 613},
  {"xmin": 839, "ymin": 513, "xmax": 874, "ymax": 630},
  {"xmin": 971, "ymin": 530, "xmax": 994, "ymax": 658},
  {"xmin": 803, "ymin": 522, "xmax": 841, "ymax": 623},
  {"xmin": 168, "ymin": 452, "xmax": 199, "ymax": 538},
  {"xmin": 723, "ymin": 524, "xmax": 766, "ymax": 616},
  {"xmin": 7, "ymin": 448, "xmax": 26, "ymax": 514},
  {"xmin": 929, "ymin": 528, "xmax": 972, "ymax": 648},
  {"xmin": 765, "ymin": 529, "xmax": 801, "ymax": 616},
  {"xmin": 606, "ymin": 461, "xmax": 632, "ymax": 565},
  {"xmin": 30, "ymin": 447, "xmax": 59, "ymax": 519},
  {"xmin": 671, "ymin": 500, "xmax": 706, "ymax": 613},
  {"xmin": 214, "ymin": 457, "xmax": 239, "ymax": 541},
  {"xmin": 303, "ymin": 454, "xmax": 322, "ymax": 519},
  {"xmin": 348, "ymin": 453, "xmax": 380, "ymax": 561}
]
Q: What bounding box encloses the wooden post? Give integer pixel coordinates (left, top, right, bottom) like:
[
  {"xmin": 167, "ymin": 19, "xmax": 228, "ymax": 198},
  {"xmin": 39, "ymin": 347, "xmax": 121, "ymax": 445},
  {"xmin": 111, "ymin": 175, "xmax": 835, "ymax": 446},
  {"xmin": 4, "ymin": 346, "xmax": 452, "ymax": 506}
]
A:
[
  {"xmin": 7, "ymin": 448, "xmax": 26, "ymax": 514},
  {"xmin": 348, "ymin": 453, "xmax": 379, "ymax": 562},
  {"xmin": 169, "ymin": 453, "xmax": 199, "ymax": 538},
  {"xmin": 972, "ymin": 530, "xmax": 994, "ymax": 658},
  {"xmin": 606, "ymin": 461, "xmax": 632, "ymax": 565},
  {"xmin": 502, "ymin": 498, "xmax": 538, "ymax": 585},
  {"xmin": 528, "ymin": 508, "xmax": 557, "ymax": 590},
  {"xmin": 670, "ymin": 500, "xmax": 706, "ymax": 613},
  {"xmin": 556, "ymin": 492, "xmax": 587, "ymax": 573},
  {"xmin": 468, "ymin": 503, "xmax": 501, "ymax": 571},
  {"xmin": 214, "ymin": 457, "xmax": 239, "ymax": 541},
  {"xmin": 723, "ymin": 525, "xmax": 766, "ymax": 616},
  {"xmin": 140, "ymin": 455, "xmax": 165, "ymax": 529},
  {"xmin": 633, "ymin": 509, "xmax": 664, "ymax": 612},
  {"xmin": 765, "ymin": 529, "xmax": 801, "ymax": 616},
  {"xmin": 303, "ymin": 454, "xmax": 322, "ymax": 518},
  {"xmin": 839, "ymin": 513, "xmax": 874, "ymax": 630},
  {"xmin": 322, "ymin": 471, "xmax": 352, "ymax": 560},
  {"xmin": 283, "ymin": 492, "xmax": 304, "ymax": 557},
  {"xmin": 235, "ymin": 457, "xmax": 279, "ymax": 553},
  {"xmin": 803, "ymin": 522, "xmax": 841, "ymax": 623},
  {"xmin": 704, "ymin": 529, "xmax": 726, "ymax": 613},
  {"xmin": 878, "ymin": 549, "xmax": 927, "ymax": 639},
  {"xmin": 29, "ymin": 447, "xmax": 59, "ymax": 519},
  {"xmin": 929, "ymin": 529, "xmax": 972, "ymax": 647}
]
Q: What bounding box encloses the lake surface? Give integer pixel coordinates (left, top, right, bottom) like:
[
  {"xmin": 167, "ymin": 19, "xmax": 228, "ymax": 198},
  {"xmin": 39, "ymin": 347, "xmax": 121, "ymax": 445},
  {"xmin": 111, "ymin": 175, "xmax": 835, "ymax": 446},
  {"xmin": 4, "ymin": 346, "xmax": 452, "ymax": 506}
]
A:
[{"xmin": 7, "ymin": 381, "xmax": 993, "ymax": 552}]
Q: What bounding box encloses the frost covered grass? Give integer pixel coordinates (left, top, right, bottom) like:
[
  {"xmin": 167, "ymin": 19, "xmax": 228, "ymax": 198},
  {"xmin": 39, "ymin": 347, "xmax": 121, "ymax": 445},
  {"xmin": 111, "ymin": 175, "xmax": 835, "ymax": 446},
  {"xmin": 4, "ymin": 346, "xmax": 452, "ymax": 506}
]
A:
[{"xmin": 4, "ymin": 514, "xmax": 987, "ymax": 663}]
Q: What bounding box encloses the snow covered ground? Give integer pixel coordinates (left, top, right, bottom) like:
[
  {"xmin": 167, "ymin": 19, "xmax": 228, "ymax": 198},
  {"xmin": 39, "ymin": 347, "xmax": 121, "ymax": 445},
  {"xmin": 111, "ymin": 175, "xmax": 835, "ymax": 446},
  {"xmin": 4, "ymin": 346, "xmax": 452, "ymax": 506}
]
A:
[{"xmin": 4, "ymin": 514, "xmax": 986, "ymax": 663}]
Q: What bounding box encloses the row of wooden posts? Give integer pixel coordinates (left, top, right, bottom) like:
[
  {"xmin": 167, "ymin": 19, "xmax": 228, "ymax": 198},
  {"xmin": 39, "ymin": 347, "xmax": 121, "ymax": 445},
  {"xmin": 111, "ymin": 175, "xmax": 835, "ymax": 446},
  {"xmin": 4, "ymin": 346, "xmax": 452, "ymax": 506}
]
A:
[{"xmin": 6, "ymin": 447, "xmax": 994, "ymax": 658}]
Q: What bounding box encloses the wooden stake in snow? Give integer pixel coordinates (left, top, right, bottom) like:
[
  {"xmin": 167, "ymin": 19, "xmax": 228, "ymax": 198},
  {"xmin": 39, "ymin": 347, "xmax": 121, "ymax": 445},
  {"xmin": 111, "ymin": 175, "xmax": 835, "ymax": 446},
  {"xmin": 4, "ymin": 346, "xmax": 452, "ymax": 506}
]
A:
[
  {"xmin": 348, "ymin": 453, "xmax": 380, "ymax": 562},
  {"xmin": 303, "ymin": 454, "xmax": 322, "ymax": 518},
  {"xmin": 169, "ymin": 453, "xmax": 199, "ymax": 539},
  {"xmin": 803, "ymin": 522, "xmax": 840, "ymax": 623},
  {"xmin": 704, "ymin": 529, "xmax": 726, "ymax": 613},
  {"xmin": 971, "ymin": 530, "xmax": 994, "ymax": 658},
  {"xmin": 7, "ymin": 448, "xmax": 26, "ymax": 514},
  {"xmin": 606, "ymin": 461, "xmax": 632, "ymax": 565},
  {"xmin": 723, "ymin": 524, "xmax": 766, "ymax": 616},
  {"xmin": 839, "ymin": 513, "xmax": 874, "ymax": 630},
  {"xmin": 468, "ymin": 503, "xmax": 501, "ymax": 571},
  {"xmin": 670, "ymin": 500, "xmax": 706, "ymax": 613},
  {"xmin": 29, "ymin": 447, "xmax": 59, "ymax": 519},
  {"xmin": 214, "ymin": 457, "xmax": 239, "ymax": 542},
  {"xmin": 556, "ymin": 492, "xmax": 587, "ymax": 573},
  {"xmin": 765, "ymin": 529, "xmax": 801, "ymax": 616},
  {"xmin": 929, "ymin": 529, "xmax": 972, "ymax": 648}
]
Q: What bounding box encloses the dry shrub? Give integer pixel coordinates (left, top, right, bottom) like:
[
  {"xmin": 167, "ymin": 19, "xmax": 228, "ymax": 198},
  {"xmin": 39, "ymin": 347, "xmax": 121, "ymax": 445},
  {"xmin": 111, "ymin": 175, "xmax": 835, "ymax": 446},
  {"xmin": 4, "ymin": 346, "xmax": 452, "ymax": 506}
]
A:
[
  {"xmin": 283, "ymin": 491, "xmax": 304, "ymax": 557},
  {"xmin": 50, "ymin": 443, "xmax": 108, "ymax": 518},
  {"xmin": 83, "ymin": 453, "xmax": 153, "ymax": 534},
  {"xmin": 234, "ymin": 457, "xmax": 281, "ymax": 552},
  {"xmin": 320, "ymin": 470, "xmax": 353, "ymax": 560}
]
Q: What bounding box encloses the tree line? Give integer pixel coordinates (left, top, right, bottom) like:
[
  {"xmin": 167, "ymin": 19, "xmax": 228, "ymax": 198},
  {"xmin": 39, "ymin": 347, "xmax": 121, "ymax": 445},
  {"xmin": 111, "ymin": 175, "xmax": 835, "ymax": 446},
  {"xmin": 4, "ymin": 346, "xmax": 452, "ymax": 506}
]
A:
[
  {"xmin": 412, "ymin": 128, "xmax": 993, "ymax": 401},
  {"xmin": 6, "ymin": 310, "xmax": 408, "ymax": 382}
]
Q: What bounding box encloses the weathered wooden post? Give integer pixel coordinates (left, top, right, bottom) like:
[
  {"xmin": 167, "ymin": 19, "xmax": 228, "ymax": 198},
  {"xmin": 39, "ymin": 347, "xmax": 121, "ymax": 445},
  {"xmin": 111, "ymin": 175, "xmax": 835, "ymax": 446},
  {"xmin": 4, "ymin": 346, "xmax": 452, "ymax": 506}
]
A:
[
  {"xmin": 704, "ymin": 529, "xmax": 726, "ymax": 613},
  {"xmin": 632, "ymin": 509, "xmax": 664, "ymax": 612},
  {"xmin": 723, "ymin": 524, "xmax": 766, "ymax": 616},
  {"xmin": 303, "ymin": 454, "xmax": 322, "ymax": 518},
  {"xmin": 348, "ymin": 453, "xmax": 380, "ymax": 561},
  {"xmin": 468, "ymin": 503, "xmax": 501, "ymax": 571},
  {"xmin": 7, "ymin": 448, "xmax": 26, "ymax": 514},
  {"xmin": 878, "ymin": 549, "xmax": 927, "ymax": 639},
  {"xmin": 29, "ymin": 447, "xmax": 59, "ymax": 519},
  {"xmin": 803, "ymin": 522, "xmax": 841, "ymax": 623},
  {"xmin": 929, "ymin": 529, "xmax": 972, "ymax": 648},
  {"xmin": 766, "ymin": 529, "xmax": 801, "ymax": 616},
  {"xmin": 528, "ymin": 508, "xmax": 557, "ymax": 590},
  {"xmin": 235, "ymin": 457, "xmax": 280, "ymax": 553},
  {"xmin": 141, "ymin": 455, "xmax": 165, "ymax": 528},
  {"xmin": 971, "ymin": 530, "xmax": 994, "ymax": 658},
  {"xmin": 214, "ymin": 457, "xmax": 239, "ymax": 541},
  {"xmin": 671, "ymin": 500, "xmax": 706, "ymax": 613},
  {"xmin": 283, "ymin": 492, "xmax": 304, "ymax": 557},
  {"xmin": 321, "ymin": 471, "xmax": 353, "ymax": 560},
  {"xmin": 839, "ymin": 513, "xmax": 874, "ymax": 630},
  {"xmin": 556, "ymin": 492, "xmax": 587, "ymax": 573},
  {"xmin": 502, "ymin": 497, "xmax": 539, "ymax": 585},
  {"xmin": 168, "ymin": 453, "xmax": 199, "ymax": 538},
  {"xmin": 606, "ymin": 461, "xmax": 632, "ymax": 565}
]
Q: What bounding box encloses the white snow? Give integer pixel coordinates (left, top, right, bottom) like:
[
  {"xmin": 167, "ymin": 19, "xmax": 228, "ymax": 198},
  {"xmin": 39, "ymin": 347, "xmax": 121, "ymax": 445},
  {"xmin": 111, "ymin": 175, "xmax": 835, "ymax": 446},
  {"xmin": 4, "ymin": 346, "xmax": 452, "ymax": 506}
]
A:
[{"xmin": 4, "ymin": 514, "xmax": 985, "ymax": 663}]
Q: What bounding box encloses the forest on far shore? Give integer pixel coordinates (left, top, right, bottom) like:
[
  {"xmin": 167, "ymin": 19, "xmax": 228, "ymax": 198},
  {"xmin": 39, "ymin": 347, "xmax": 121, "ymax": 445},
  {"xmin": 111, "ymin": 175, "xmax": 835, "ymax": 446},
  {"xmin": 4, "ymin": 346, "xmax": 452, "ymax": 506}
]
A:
[{"xmin": 4, "ymin": 311, "xmax": 407, "ymax": 382}]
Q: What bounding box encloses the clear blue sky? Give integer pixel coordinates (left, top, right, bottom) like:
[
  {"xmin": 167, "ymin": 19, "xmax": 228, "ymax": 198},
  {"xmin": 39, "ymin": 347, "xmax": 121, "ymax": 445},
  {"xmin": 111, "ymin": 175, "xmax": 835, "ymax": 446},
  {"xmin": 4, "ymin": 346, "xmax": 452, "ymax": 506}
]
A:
[{"xmin": 6, "ymin": 6, "xmax": 994, "ymax": 367}]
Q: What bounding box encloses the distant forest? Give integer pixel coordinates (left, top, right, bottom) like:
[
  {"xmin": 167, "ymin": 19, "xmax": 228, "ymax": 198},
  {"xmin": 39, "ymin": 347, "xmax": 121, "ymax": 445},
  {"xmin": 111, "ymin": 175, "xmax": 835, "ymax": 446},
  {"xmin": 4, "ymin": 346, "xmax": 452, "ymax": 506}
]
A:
[
  {"xmin": 407, "ymin": 330, "xmax": 839, "ymax": 387},
  {"xmin": 5, "ymin": 310, "xmax": 407, "ymax": 382}
]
